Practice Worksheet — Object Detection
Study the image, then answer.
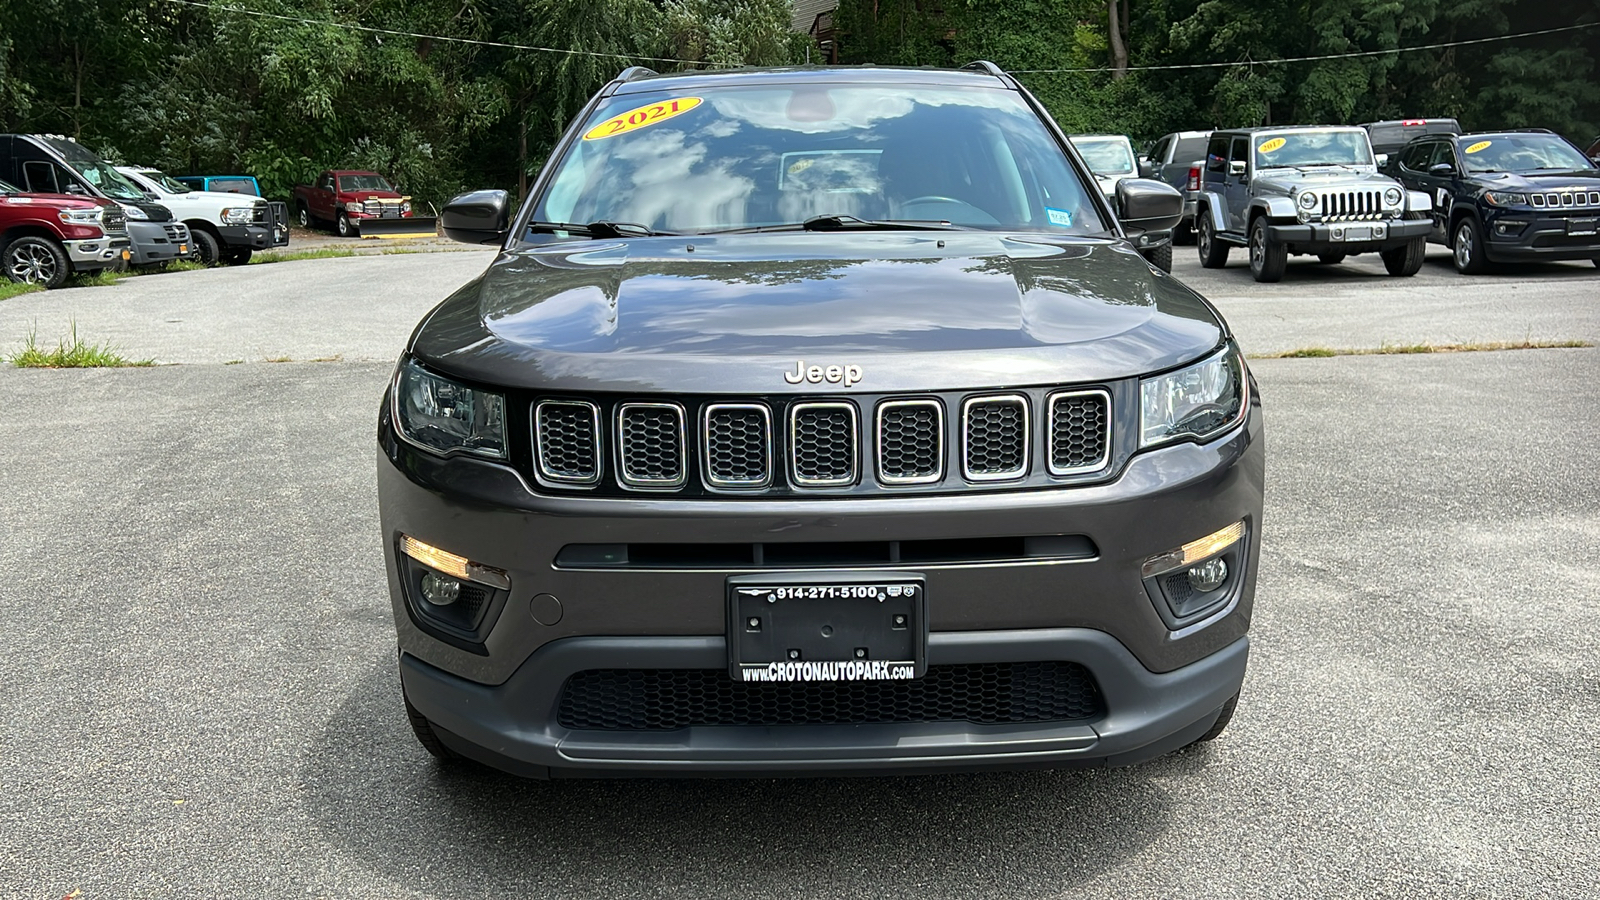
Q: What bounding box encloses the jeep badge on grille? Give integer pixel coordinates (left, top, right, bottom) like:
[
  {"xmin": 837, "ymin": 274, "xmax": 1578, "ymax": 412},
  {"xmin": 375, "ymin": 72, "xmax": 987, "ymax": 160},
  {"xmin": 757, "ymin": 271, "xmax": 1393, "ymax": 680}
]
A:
[{"xmin": 784, "ymin": 360, "xmax": 863, "ymax": 387}]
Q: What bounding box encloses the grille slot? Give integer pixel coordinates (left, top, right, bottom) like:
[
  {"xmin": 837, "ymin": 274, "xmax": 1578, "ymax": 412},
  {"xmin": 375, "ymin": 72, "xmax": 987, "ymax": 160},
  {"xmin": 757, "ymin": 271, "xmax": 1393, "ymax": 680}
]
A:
[
  {"xmin": 1047, "ymin": 390, "xmax": 1110, "ymax": 475},
  {"xmin": 703, "ymin": 403, "xmax": 772, "ymax": 489},
  {"xmin": 877, "ymin": 399, "xmax": 943, "ymax": 485},
  {"xmin": 1320, "ymin": 189, "xmax": 1385, "ymax": 221},
  {"xmin": 533, "ymin": 400, "xmax": 601, "ymax": 486},
  {"xmin": 789, "ymin": 402, "xmax": 858, "ymax": 487},
  {"xmin": 616, "ymin": 402, "xmax": 686, "ymax": 489},
  {"xmin": 1530, "ymin": 190, "xmax": 1600, "ymax": 209},
  {"xmin": 557, "ymin": 662, "xmax": 1104, "ymax": 730},
  {"xmin": 962, "ymin": 395, "xmax": 1029, "ymax": 481}
]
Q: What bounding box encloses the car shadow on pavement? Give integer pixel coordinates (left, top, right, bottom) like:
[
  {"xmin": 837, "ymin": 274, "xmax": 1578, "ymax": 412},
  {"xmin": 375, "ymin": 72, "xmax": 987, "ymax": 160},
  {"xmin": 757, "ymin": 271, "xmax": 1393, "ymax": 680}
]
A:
[{"xmin": 298, "ymin": 654, "xmax": 1204, "ymax": 898}]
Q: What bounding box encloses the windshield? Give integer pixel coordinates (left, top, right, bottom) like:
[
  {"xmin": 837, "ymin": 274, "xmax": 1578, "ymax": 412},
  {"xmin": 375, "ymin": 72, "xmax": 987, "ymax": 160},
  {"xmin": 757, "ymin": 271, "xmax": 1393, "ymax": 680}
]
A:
[
  {"xmin": 339, "ymin": 174, "xmax": 394, "ymax": 192},
  {"xmin": 1254, "ymin": 131, "xmax": 1373, "ymax": 169},
  {"xmin": 1459, "ymin": 134, "xmax": 1595, "ymax": 173},
  {"xmin": 138, "ymin": 170, "xmax": 194, "ymax": 194},
  {"xmin": 531, "ymin": 82, "xmax": 1105, "ymax": 236},
  {"xmin": 1070, "ymin": 137, "xmax": 1135, "ymax": 176},
  {"xmin": 40, "ymin": 138, "xmax": 147, "ymax": 200}
]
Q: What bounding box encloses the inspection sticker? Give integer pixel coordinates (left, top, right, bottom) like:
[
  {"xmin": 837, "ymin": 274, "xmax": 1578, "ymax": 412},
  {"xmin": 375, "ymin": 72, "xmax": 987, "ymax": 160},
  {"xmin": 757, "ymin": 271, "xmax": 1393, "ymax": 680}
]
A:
[
  {"xmin": 1046, "ymin": 207, "xmax": 1074, "ymax": 227},
  {"xmin": 583, "ymin": 97, "xmax": 703, "ymax": 141},
  {"xmin": 1257, "ymin": 137, "xmax": 1287, "ymax": 153},
  {"xmin": 1464, "ymin": 140, "xmax": 1493, "ymax": 154}
]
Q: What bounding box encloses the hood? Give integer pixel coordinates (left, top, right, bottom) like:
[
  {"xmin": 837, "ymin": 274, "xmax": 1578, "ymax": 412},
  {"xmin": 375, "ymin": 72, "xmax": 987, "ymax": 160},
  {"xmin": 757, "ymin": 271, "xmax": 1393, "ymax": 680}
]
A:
[
  {"xmin": 1252, "ymin": 168, "xmax": 1393, "ymax": 195},
  {"xmin": 343, "ymin": 189, "xmax": 405, "ymax": 202},
  {"xmin": 0, "ymin": 191, "xmax": 114, "ymax": 210},
  {"xmin": 1470, "ymin": 170, "xmax": 1600, "ymax": 190},
  {"xmin": 121, "ymin": 200, "xmax": 173, "ymax": 222},
  {"xmin": 411, "ymin": 232, "xmax": 1226, "ymax": 394}
]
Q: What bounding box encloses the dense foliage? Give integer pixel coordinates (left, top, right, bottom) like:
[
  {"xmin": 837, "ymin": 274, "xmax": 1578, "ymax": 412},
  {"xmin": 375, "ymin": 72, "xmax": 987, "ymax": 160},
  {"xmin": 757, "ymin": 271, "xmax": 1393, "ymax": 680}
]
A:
[{"xmin": 0, "ymin": 0, "xmax": 1595, "ymax": 207}]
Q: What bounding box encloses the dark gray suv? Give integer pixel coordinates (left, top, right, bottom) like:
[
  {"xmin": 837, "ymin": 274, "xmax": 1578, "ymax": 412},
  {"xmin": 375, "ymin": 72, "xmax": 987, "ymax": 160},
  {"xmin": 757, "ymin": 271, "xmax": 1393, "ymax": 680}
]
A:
[{"xmin": 380, "ymin": 63, "xmax": 1265, "ymax": 778}]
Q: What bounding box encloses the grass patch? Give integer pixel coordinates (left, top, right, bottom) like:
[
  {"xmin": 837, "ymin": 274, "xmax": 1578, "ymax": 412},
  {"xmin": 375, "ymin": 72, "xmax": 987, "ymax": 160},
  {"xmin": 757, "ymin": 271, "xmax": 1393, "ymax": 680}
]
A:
[
  {"xmin": 225, "ymin": 359, "xmax": 244, "ymax": 365},
  {"xmin": 249, "ymin": 248, "xmax": 360, "ymax": 265},
  {"xmin": 64, "ymin": 269, "xmax": 125, "ymax": 288},
  {"xmin": 0, "ymin": 281, "xmax": 46, "ymax": 301},
  {"xmin": 1252, "ymin": 339, "xmax": 1593, "ymax": 359},
  {"xmin": 9, "ymin": 321, "xmax": 153, "ymax": 368},
  {"xmin": 264, "ymin": 355, "xmax": 293, "ymax": 363}
]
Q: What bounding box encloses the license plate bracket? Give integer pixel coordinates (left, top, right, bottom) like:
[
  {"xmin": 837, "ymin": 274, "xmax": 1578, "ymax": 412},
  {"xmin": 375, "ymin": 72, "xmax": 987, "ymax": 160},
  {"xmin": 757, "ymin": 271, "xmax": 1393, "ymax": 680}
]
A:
[
  {"xmin": 1335, "ymin": 225, "xmax": 1372, "ymax": 242},
  {"xmin": 1568, "ymin": 217, "xmax": 1598, "ymax": 236},
  {"xmin": 727, "ymin": 572, "xmax": 925, "ymax": 682}
]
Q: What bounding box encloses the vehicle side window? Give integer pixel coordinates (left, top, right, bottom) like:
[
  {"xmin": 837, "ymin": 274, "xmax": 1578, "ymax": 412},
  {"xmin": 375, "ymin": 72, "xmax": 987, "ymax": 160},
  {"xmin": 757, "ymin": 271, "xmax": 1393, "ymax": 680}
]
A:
[
  {"xmin": 1399, "ymin": 142, "xmax": 1429, "ymax": 172},
  {"xmin": 1435, "ymin": 143, "xmax": 1460, "ymax": 172},
  {"xmin": 1205, "ymin": 135, "xmax": 1229, "ymax": 173},
  {"xmin": 1228, "ymin": 137, "xmax": 1249, "ymax": 172},
  {"xmin": 22, "ymin": 160, "xmax": 59, "ymax": 193},
  {"xmin": 1151, "ymin": 137, "xmax": 1171, "ymax": 165},
  {"xmin": 318, "ymin": 174, "xmax": 333, "ymax": 191}
]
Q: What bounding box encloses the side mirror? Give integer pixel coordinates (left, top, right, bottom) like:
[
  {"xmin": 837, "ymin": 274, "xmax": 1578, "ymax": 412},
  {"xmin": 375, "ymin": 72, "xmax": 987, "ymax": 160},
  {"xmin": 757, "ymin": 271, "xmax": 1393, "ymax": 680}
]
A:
[
  {"xmin": 1117, "ymin": 178, "xmax": 1183, "ymax": 235},
  {"xmin": 440, "ymin": 189, "xmax": 510, "ymax": 245},
  {"xmin": 1228, "ymin": 160, "xmax": 1247, "ymax": 177},
  {"xmin": 63, "ymin": 183, "xmax": 88, "ymax": 195},
  {"xmin": 1374, "ymin": 153, "xmax": 1389, "ymax": 168},
  {"xmin": 1427, "ymin": 162, "xmax": 1456, "ymax": 176}
]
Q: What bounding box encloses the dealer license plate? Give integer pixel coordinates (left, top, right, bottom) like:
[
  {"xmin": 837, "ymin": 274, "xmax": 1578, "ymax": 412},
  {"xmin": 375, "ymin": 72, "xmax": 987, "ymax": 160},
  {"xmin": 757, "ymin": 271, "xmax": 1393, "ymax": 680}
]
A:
[
  {"xmin": 1336, "ymin": 225, "xmax": 1372, "ymax": 242},
  {"xmin": 1568, "ymin": 218, "xmax": 1598, "ymax": 236},
  {"xmin": 728, "ymin": 574, "xmax": 925, "ymax": 682}
]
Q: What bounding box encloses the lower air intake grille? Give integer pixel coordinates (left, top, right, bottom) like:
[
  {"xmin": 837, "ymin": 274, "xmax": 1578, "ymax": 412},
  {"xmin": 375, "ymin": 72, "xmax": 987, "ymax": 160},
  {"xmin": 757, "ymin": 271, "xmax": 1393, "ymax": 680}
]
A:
[
  {"xmin": 963, "ymin": 395, "xmax": 1029, "ymax": 480},
  {"xmin": 617, "ymin": 403, "xmax": 685, "ymax": 488},
  {"xmin": 557, "ymin": 662, "xmax": 1103, "ymax": 730},
  {"xmin": 1048, "ymin": 391, "xmax": 1109, "ymax": 474},
  {"xmin": 790, "ymin": 402, "xmax": 857, "ymax": 486},
  {"xmin": 704, "ymin": 404, "xmax": 771, "ymax": 488},
  {"xmin": 534, "ymin": 400, "xmax": 600, "ymax": 485},
  {"xmin": 878, "ymin": 400, "xmax": 943, "ymax": 484}
]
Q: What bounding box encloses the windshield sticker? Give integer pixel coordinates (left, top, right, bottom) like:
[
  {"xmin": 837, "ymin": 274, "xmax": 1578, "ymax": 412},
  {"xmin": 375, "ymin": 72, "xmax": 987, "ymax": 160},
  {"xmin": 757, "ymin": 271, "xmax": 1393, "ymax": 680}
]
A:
[
  {"xmin": 583, "ymin": 97, "xmax": 703, "ymax": 141},
  {"xmin": 1046, "ymin": 207, "xmax": 1073, "ymax": 227},
  {"xmin": 1464, "ymin": 140, "xmax": 1492, "ymax": 154},
  {"xmin": 1257, "ymin": 138, "xmax": 1287, "ymax": 154}
]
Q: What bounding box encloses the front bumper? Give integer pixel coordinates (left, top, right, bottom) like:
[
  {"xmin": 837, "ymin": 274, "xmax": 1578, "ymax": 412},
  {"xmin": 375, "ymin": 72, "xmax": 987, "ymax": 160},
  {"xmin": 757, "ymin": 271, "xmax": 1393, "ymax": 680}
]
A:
[
  {"xmin": 63, "ymin": 236, "xmax": 131, "ymax": 270},
  {"xmin": 217, "ymin": 223, "xmax": 274, "ymax": 251},
  {"xmin": 1483, "ymin": 213, "xmax": 1600, "ymax": 262},
  {"xmin": 126, "ymin": 221, "xmax": 191, "ymax": 265},
  {"xmin": 1266, "ymin": 218, "xmax": 1429, "ymax": 251}
]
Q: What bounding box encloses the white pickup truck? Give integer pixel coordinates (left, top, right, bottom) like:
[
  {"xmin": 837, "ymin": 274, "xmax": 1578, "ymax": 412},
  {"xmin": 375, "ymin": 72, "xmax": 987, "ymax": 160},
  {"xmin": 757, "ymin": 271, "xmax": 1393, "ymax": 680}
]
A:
[{"xmin": 117, "ymin": 166, "xmax": 285, "ymax": 265}]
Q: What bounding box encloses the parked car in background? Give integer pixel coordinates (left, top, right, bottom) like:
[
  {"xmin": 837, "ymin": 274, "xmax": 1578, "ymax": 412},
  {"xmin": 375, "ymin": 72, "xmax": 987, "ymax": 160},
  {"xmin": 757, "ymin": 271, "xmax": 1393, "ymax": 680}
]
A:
[
  {"xmin": 1361, "ymin": 118, "xmax": 1461, "ymax": 168},
  {"xmin": 1389, "ymin": 129, "xmax": 1600, "ymax": 273},
  {"xmin": 173, "ymin": 174, "xmax": 262, "ymax": 196},
  {"xmin": 1194, "ymin": 126, "xmax": 1432, "ymax": 281},
  {"xmin": 1140, "ymin": 130, "xmax": 1210, "ymax": 243},
  {"xmin": 0, "ymin": 134, "xmax": 191, "ymax": 270},
  {"xmin": 1, "ymin": 177, "xmax": 129, "ymax": 287},
  {"xmin": 1069, "ymin": 134, "xmax": 1174, "ymax": 272},
  {"xmin": 292, "ymin": 170, "xmax": 435, "ymax": 237},
  {"xmin": 118, "ymin": 166, "xmax": 288, "ymax": 265},
  {"xmin": 1585, "ymin": 135, "xmax": 1600, "ymax": 164}
]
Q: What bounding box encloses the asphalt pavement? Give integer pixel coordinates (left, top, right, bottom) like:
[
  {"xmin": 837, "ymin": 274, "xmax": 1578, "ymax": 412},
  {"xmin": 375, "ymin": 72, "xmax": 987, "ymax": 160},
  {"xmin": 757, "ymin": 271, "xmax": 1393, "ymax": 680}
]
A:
[{"xmin": 1, "ymin": 242, "xmax": 1597, "ymax": 897}]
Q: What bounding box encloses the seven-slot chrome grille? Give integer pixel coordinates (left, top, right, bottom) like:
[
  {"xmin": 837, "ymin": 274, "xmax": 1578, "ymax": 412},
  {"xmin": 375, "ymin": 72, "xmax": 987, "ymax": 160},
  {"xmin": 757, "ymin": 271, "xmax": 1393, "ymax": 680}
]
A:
[
  {"xmin": 530, "ymin": 390, "xmax": 1114, "ymax": 495},
  {"xmin": 1528, "ymin": 189, "xmax": 1600, "ymax": 210},
  {"xmin": 1319, "ymin": 190, "xmax": 1386, "ymax": 221}
]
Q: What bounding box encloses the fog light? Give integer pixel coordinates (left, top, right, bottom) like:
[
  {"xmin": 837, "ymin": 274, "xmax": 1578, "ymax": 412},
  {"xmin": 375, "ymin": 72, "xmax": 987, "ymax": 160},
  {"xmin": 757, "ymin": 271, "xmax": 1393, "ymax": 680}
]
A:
[
  {"xmin": 420, "ymin": 572, "xmax": 462, "ymax": 606},
  {"xmin": 1187, "ymin": 557, "xmax": 1228, "ymax": 592}
]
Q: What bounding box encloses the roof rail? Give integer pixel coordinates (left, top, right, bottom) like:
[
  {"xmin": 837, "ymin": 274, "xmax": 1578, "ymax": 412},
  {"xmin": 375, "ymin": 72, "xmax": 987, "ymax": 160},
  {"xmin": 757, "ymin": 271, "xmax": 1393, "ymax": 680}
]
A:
[
  {"xmin": 616, "ymin": 66, "xmax": 658, "ymax": 83},
  {"xmin": 963, "ymin": 61, "xmax": 1006, "ymax": 77}
]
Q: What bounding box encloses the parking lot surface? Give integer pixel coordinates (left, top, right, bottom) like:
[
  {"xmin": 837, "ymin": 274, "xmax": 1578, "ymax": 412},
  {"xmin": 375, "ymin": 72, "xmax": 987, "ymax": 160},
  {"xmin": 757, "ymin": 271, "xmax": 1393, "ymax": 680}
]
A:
[{"xmin": 2, "ymin": 244, "xmax": 1597, "ymax": 897}]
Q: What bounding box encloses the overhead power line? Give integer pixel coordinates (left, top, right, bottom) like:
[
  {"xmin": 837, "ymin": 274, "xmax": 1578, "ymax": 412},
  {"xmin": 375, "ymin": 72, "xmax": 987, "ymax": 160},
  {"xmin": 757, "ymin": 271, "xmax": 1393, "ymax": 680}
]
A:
[{"xmin": 1008, "ymin": 22, "xmax": 1600, "ymax": 74}]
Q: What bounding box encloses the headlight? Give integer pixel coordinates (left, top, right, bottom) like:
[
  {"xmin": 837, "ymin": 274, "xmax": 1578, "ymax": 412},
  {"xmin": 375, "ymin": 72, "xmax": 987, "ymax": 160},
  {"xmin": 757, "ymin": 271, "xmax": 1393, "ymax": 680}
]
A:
[
  {"xmin": 1483, "ymin": 191, "xmax": 1527, "ymax": 207},
  {"xmin": 393, "ymin": 360, "xmax": 507, "ymax": 458},
  {"xmin": 219, "ymin": 207, "xmax": 253, "ymax": 225},
  {"xmin": 401, "ymin": 200, "xmax": 412, "ymax": 214},
  {"xmin": 58, "ymin": 208, "xmax": 104, "ymax": 227},
  {"xmin": 1297, "ymin": 191, "xmax": 1319, "ymax": 210},
  {"xmin": 344, "ymin": 200, "xmax": 364, "ymax": 213},
  {"xmin": 1140, "ymin": 345, "xmax": 1247, "ymax": 449},
  {"xmin": 1383, "ymin": 187, "xmax": 1403, "ymax": 207},
  {"xmin": 121, "ymin": 204, "xmax": 149, "ymax": 221}
]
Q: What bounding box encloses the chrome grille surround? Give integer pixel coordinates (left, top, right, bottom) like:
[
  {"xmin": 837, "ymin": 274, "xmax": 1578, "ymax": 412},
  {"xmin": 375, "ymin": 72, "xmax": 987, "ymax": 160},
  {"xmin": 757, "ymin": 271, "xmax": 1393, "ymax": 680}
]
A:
[
  {"xmin": 789, "ymin": 401, "xmax": 859, "ymax": 488},
  {"xmin": 702, "ymin": 403, "xmax": 773, "ymax": 490},
  {"xmin": 1319, "ymin": 189, "xmax": 1387, "ymax": 221},
  {"xmin": 876, "ymin": 399, "xmax": 944, "ymax": 485},
  {"xmin": 615, "ymin": 402, "xmax": 687, "ymax": 490},
  {"xmin": 1529, "ymin": 189, "xmax": 1600, "ymax": 210},
  {"xmin": 961, "ymin": 394, "xmax": 1030, "ymax": 482},
  {"xmin": 533, "ymin": 399, "xmax": 602, "ymax": 486},
  {"xmin": 102, "ymin": 209, "xmax": 128, "ymax": 235},
  {"xmin": 1046, "ymin": 389, "xmax": 1111, "ymax": 476}
]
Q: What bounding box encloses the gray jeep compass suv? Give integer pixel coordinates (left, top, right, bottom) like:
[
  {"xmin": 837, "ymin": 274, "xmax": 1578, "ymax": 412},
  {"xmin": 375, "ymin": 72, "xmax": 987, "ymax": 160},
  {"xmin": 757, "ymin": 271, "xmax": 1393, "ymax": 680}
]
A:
[{"xmin": 379, "ymin": 63, "xmax": 1265, "ymax": 778}]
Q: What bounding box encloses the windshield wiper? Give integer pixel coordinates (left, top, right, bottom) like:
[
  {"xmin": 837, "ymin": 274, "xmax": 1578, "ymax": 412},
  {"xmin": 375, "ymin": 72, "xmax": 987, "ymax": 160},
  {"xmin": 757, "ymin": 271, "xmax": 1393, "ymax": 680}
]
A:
[
  {"xmin": 700, "ymin": 214, "xmax": 970, "ymax": 235},
  {"xmin": 527, "ymin": 220, "xmax": 679, "ymax": 238}
]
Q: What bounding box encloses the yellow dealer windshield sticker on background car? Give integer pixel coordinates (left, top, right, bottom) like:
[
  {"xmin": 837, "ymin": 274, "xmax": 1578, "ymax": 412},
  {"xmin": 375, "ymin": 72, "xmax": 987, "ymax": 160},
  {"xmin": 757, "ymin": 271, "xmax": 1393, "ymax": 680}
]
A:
[
  {"xmin": 583, "ymin": 97, "xmax": 703, "ymax": 141},
  {"xmin": 1464, "ymin": 140, "xmax": 1493, "ymax": 154},
  {"xmin": 1258, "ymin": 138, "xmax": 1287, "ymax": 153}
]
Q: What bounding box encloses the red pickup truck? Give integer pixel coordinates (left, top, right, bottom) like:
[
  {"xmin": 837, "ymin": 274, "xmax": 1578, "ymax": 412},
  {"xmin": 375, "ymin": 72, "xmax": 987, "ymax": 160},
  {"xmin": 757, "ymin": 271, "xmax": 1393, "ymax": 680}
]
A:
[
  {"xmin": 291, "ymin": 170, "xmax": 435, "ymax": 238},
  {"xmin": 1, "ymin": 176, "xmax": 130, "ymax": 288}
]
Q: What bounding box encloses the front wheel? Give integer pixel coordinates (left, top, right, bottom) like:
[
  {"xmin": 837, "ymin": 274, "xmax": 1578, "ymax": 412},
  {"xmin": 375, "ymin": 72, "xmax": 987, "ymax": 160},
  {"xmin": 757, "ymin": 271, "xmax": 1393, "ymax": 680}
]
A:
[
  {"xmin": 191, "ymin": 229, "xmax": 222, "ymax": 267},
  {"xmin": 3, "ymin": 235, "xmax": 71, "ymax": 288},
  {"xmin": 1248, "ymin": 218, "xmax": 1287, "ymax": 282},
  {"xmin": 223, "ymin": 248, "xmax": 253, "ymax": 266},
  {"xmin": 1197, "ymin": 214, "xmax": 1229, "ymax": 268},
  {"xmin": 336, "ymin": 213, "xmax": 354, "ymax": 237},
  {"xmin": 1452, "ymin": 218, "xmax": 1489, "ymax": 274},
  {"xmin": 404, "ymin": 695, "xmax": 462, "ymax": 763},
  {"xmin": 1382, "ymin": 237, "xmax": 1426, "ymax": 276}
]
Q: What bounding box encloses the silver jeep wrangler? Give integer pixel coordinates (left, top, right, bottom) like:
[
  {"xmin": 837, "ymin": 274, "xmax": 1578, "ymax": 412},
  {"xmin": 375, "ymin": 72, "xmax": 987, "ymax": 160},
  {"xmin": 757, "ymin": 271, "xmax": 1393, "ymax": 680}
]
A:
[{"xmin": 1195, "ymin": 126, "xmax": 1433, "ymax": 282}]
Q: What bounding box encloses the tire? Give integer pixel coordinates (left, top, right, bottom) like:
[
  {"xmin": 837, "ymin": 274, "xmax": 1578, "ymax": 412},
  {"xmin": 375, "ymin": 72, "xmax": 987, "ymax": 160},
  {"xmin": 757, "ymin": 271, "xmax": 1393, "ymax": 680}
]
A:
[
  {"xmin": 1197, "ymin": 213, "xmax": 1229, "ymax": 268},
  {"xmin": 1248, "ymin": 217, "xmax": 1287, "ymax": 282},
  {"xmin": 337, "ymin": 213, "xmax": 354, "ymax": 237},
  {"xmin": 1382, "ymin": 236, "xmax": 1426, "ymax": 277},
  {"xmin": 1316, "ymin": 252, "xmax": 1346, "ymax": 264},
  {"xmin": 1189, "ymin": 694, "xmax": 1239, "ymax": 746},
  {"xmin": 404, "ymin": 695, "xmax": 462, "ymax": 762},
  {"xmin": 295, "ymin": 203, "xmax": 311, "ymax": 229},
  {"xmin": 1142, "ymin": 240, "xmax": 1173, "ymax": 273},
  {"xmin": 1452, "ymin": 217, "xmax": 1489, "ymax": 274},
  {"xmin": 223, "ymin": 248, "xmax": 253, "ymax": 266},
  {"xmin": 2, "ymin": 235, "xmax": 71, "ymax": 288},
  {"xmin": 191, "ymin": 229, "xmax": 222, "ymax": 267}
]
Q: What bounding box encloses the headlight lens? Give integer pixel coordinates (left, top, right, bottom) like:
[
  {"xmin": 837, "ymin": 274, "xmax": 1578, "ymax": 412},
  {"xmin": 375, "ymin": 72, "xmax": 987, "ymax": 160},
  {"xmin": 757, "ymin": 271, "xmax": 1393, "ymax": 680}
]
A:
[
  {"xmin": 121, "ymin": 204, "xmax": 149, "ymax": 220},
  {"xmin": 393, "ymin": 360, "xmax": 507, "ymax": 459},
  {"xmin": 344, "ymin": 200, "xmax": 364, "ymax": 213},
  {"xmin": 1140, "ymin": 345, "xmax": 1247, "ymax": 449},
  {"xmin": 1297, "ymin": 191, "xmax": 1319, "ymax": 210},
  {"xmin": 220, "ymin": 207, "xmax": 253, "ymax": 225},
  {"xmin": 1483, "ymin": 191, "xmax": 1527, "ymax": 207},
  {"xmin": 402, "ymin": 200, "xmax": 412, "ymax": 214},
  {"xmin": 1383, "ymin": 187, "xmax": 1403, "ymax": 207},
  {"xmin": 58, "ymin": 208, "xmax": 104, "ymax": 226}
]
